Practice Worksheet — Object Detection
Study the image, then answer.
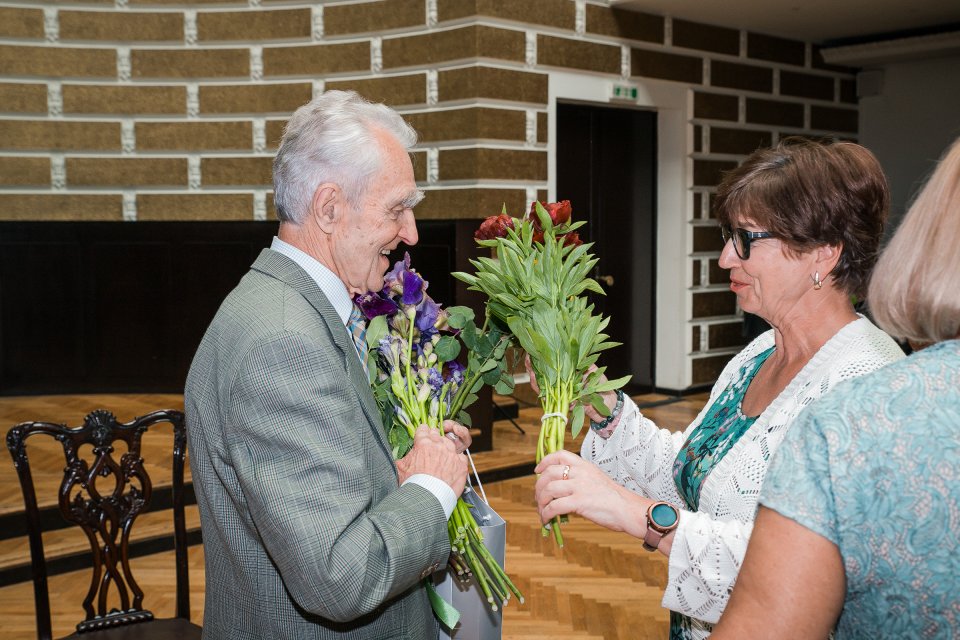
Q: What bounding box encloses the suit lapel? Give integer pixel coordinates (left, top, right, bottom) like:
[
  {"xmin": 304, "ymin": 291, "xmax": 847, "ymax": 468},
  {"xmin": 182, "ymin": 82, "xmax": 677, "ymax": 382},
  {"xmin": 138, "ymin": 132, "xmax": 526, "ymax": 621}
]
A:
[{"xmin": 250, "ymin": 249, "xmax": 396, "ymax": 471}]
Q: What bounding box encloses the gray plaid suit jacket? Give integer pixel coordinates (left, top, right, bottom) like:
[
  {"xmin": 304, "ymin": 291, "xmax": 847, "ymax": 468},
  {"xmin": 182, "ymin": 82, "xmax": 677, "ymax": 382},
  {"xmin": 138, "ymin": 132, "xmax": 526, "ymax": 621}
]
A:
[{"xmin": 186, "ymin": 249, "xmax": 450, "ymax": 639}]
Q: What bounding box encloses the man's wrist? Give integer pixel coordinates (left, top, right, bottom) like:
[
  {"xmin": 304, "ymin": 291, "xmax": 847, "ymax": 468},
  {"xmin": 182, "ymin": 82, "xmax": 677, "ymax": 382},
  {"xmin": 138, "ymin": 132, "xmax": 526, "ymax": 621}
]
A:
[{"xmin": 403, "ymin": 473, "xmax": 457, "ymax": 519}]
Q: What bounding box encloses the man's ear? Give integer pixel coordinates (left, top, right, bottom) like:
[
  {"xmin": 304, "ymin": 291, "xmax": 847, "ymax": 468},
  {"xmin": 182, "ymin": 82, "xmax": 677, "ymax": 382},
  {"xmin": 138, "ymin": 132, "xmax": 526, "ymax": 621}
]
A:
[{"xmin": 311, "ymin": 183, "xmax": 340, "ymax": 234}]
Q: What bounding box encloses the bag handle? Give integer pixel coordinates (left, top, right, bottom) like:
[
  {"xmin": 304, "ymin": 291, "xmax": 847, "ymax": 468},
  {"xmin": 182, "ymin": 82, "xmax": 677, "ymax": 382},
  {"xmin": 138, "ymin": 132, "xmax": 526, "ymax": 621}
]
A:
[{"xmin": 464, "ymin": 449, "xmax": 489, "ymax": 505}]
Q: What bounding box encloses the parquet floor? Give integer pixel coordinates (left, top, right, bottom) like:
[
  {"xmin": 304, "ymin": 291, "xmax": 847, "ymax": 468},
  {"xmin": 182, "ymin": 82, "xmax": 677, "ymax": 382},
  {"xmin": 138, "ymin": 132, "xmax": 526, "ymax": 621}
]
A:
[{"xmin": 0, "ymin": 391, "xmax": 706, "ymax": 639}]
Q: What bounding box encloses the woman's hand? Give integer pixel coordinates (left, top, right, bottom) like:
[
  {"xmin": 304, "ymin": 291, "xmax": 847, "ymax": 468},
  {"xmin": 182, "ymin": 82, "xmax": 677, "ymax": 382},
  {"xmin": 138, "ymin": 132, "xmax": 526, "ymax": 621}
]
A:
[
  {"xmin": 534, "ymin": 450, "xmax": 647, "ymax": 538},
  {"xmin": 524, "ymin": 354, "xmax": 619, "ymax": 423}
]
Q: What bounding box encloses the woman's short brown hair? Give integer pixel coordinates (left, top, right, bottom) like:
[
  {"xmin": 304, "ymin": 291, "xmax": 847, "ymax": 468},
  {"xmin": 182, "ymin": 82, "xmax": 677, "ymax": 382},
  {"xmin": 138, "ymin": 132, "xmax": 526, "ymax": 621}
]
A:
[
  {"xmin": 714, "ymin": 137, "xmax": 889, "ymax": 297},
  {"xmin": 868, "ymin": 136, "xmax": 960, "ymax": 343}
]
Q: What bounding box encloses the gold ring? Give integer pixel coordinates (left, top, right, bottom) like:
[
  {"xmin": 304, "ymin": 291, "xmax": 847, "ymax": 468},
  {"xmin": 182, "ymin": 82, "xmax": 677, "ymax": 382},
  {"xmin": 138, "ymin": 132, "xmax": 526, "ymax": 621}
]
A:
[{"xmin": 561, "ymin": 464, "xmax": 570, "ymax": 480}]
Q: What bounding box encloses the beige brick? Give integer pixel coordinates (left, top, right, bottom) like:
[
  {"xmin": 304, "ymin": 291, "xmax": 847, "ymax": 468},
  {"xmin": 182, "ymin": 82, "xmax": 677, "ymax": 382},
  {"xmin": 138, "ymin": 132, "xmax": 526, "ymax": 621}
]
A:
[
  {"xmin": 132, "ymin": 48, "xmax": 249, "ymax": 79},
  {"xmin": 383, "ymin": 25, "xmax": 525, "ymax": 69},
  {"xmin": 537, "ymin": 34, "xmax": 620, "ymax": 74},
  {"xmin": 137, "ymin": 194, "xmax": 254, "ymax": 221},
  {"xmin": 0, "ymin": 7, "xmax": 44, "ymax": 39},
  {"xmin": 198, "ymin": 8, "xmax": 311, "ymax": 41},
  {"xmin": 411, "ymin": 150, "xmax": 427, "ymax": 182},
  {"xmin": 264, "ymin": 41, "xmax": 370, "ymax": 78},
  {"xmin": 438, "ymin": 67, "xmax": 547, "ymax": 104},
  {"xmin": 325, "ymin": 0, "xmax": 425, "ymax": 35},
  {"xmin": 0, "ymin": 157, "xmax": 49, "ymax": 186},
  {"xmin": 438, "ymin": 0, "xmax": 575, "ymax": 29},
  {"xmin": 585, "ymin": 5, "xmax": 662, "ymax": 43},
  {"xmin": 0, "ymin": 83, "xmax": 48, "ymax": 114},
  {"xmin": 199, "ymin": 83, "xmax": 312, "ymax": 114},
  {"xmin": 59, "ymin": 10, "xmax": 182, "ymax": 42},
  {"xmin": 63, "ymin": 84, "xmax": 186, "ymax": 115},
  {"xmin": 406, "ymin": 107, "xmax": 526, "ymax": 143},
  {"xmin": 631, "ymin": 48, "xmax": 703, "ymax": 84},
  {"xmin": 692, "ymin": 354, "xmax": 733, "ymax": 384},
  {"xmin": 0, "ymin": 44, "xmax": 116, "ymax": 78},
  {"xmin": 265, "ymin": 119, "xmax": 287, "ymax": 150},
  {"xmin": 416, "ymin": 188, "xmax": 527, "ymax": 220},
  {"xmin": 0, "ymin": 194, "xmax": 123, "ymax": 221},
  {"xmin": 136, "ymin": 121, "xmax": 252, "ymax": 151},
  {"xmin": 66, "ymin": 157, "xmax": 188, "ymax": 186},
  {"xmin": 439, "ymin": 148, "xmax": 546, "ymax": 181},
  {"xmin": 0, "ymin": 120, "xmax": 120, "ymax": 151},
  {"xmin": 201, "ymin": 157, "xmax": 273, "ymax": 186},
  {"xmin": 130, "ymin": 0, "xmax": 235, "ymax": 4},
  {"xmin": 326, "ymin": 75, "xmax": 427, "ymax": 107}
]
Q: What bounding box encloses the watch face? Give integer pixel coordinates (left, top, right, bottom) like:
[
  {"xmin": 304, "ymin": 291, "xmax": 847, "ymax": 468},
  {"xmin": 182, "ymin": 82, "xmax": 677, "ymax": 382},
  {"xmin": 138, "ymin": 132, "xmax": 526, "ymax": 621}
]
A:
[{"xmin": 650, "ymin": 503, "xmax": 678, "ymax": 528}]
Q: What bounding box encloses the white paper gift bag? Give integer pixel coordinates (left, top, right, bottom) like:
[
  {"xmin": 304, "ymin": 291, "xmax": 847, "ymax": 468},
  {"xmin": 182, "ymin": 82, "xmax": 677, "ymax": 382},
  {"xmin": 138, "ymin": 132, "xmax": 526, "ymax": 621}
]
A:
[{"xmin": 434, "ymin": 482, "xmax": 506, "ymax": 640}]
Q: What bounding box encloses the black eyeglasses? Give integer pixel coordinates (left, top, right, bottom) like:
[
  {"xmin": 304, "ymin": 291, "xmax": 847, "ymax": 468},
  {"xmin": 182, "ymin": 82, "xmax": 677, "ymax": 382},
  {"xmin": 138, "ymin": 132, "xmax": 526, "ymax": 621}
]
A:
[{"xmin": 720, "ymin": 224, "xmax": 775, "ymax": 260}]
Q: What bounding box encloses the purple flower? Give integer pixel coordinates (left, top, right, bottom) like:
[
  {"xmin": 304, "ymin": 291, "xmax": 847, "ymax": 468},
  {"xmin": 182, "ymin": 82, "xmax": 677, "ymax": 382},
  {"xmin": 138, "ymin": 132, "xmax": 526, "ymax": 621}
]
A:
[
  {"xmin": 426, "ymin": 368, "xmax": 445, "ymax": 395},
  {"xmin": 415, "ymin": 295, "xmax": 440, "ymax": 333},
  {"xmin": 383, "ymin": 252, "xmax": 412, "ymax": 297},
  {"xmin": 354, "ymin": 292, "xmax": 399, "ymax": 319},
  {"xmin": 402, "ymin": 270, "xmax": 425, "ymax": 305},
  {"xmin": 446, "ymin": 360, "xmax": 465, "ymax": 387}
]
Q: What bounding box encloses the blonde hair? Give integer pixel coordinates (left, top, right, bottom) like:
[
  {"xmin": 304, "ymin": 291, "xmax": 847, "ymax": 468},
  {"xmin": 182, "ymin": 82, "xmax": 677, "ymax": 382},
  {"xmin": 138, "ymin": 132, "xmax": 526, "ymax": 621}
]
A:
[{"xmin": 868, "ymin": 136, "xmax": 960, "ymax": 343}]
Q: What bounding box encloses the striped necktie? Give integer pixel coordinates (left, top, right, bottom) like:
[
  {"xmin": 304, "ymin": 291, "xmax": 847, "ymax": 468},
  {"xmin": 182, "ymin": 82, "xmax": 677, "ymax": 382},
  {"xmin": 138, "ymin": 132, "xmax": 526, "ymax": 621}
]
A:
[{"xmin": 346, "ymin": 304, "xmax": 369, "ymax": 376}]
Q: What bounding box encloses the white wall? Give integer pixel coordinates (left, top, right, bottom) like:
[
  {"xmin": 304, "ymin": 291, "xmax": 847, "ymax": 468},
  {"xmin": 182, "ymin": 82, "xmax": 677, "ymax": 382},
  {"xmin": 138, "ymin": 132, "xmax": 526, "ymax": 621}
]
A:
[{"xmin": 859, "ymin": 54, "xmax": 960, "ymax": 226}]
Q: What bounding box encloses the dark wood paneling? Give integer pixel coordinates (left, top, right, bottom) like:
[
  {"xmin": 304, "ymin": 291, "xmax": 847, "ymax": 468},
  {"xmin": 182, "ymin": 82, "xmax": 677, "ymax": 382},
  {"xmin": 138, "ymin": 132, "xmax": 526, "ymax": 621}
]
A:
[{"xmin": 0, "ymin": 221, "xmax": 474, "ymax": 394}]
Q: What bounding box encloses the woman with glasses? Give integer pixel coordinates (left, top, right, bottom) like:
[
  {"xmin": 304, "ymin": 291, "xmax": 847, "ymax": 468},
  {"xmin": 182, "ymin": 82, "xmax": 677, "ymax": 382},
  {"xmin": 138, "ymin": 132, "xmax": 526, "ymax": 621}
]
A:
[
  {"xmin": 710, "ymin": 136, "xmax": 960, "ymax": 639},
  {"xmin": 532, "ymin": 138, "xmax": 905, "ymax": 639}
]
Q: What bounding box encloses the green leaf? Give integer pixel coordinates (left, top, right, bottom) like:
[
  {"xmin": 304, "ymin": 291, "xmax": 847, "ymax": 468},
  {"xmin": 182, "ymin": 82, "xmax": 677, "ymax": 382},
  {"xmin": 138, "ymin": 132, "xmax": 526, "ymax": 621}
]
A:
[
  {"xmin": 445, "ymin": 305, "xmax": 475, "ymax": 329},
  {"xmin": 588, "ymin": 392, "xmax": 611, "ymax": 417},
  {"xmin": 570, "ymin": 404, "xmax": 585, "ymax": 439},
  {"xmin": 494, "ymin": 376, "xmax": 515, "ymax": 395},
  {"xmin": 434, "ymin": 335, "xmax": 461, "ymax": 362},
  {"xmin": 594, "ymin": 374, "xmax": 632, "ymax": 392},
  {"xmin": 365, "ymin": 315, "xmax": 388, "ymax": 347},
  {"xmin": 482, "ymin": 366, "xmax": 501, "ymax": 385},
  {"xmin": 457, "ymin": 410, "xmax": 472, "ymax": 427}
]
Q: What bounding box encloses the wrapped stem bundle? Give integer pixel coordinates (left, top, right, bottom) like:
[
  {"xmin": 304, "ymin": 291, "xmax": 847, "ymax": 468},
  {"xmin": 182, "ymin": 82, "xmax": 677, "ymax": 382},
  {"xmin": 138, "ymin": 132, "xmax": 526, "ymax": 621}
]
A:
[
  {"xmin": 357, "ymin": 254, "xmax": 523, "ymax": 612},
  {"xmin": 453, "ymin": 202, "xmax": 630, "ymax": 546}
]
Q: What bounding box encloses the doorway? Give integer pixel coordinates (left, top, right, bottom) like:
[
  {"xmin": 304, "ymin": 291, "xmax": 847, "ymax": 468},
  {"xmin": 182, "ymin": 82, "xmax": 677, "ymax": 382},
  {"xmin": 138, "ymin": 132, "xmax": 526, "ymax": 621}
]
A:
[{"xmin": 556, "ymin": 102, "xmax": 657, "ymax": 392}]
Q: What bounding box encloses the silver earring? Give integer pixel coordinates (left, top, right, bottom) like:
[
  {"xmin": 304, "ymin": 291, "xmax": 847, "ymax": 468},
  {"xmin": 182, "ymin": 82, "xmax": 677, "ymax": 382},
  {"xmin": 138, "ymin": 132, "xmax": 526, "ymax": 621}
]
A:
[{"xmin": 812, "ymin": 271, "xmax": 822, "ymax": 290}]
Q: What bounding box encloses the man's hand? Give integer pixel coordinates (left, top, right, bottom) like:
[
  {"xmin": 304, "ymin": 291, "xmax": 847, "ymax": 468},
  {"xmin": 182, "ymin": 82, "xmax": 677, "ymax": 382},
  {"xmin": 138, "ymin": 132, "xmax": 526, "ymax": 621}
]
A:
[
  {"xmin": 442, "ymin": 419, "xmax": 471, "ymax": 454},
  {"xmin": 396, "ymin": 426, "xmax": 468, "ymax": 495}
]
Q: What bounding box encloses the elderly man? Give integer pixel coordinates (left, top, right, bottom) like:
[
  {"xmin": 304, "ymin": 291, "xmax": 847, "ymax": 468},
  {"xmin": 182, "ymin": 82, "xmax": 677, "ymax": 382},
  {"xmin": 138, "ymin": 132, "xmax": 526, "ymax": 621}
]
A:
[{"xmin": 186, "ymin": 90, "xmax": 469, "ymax": 639}]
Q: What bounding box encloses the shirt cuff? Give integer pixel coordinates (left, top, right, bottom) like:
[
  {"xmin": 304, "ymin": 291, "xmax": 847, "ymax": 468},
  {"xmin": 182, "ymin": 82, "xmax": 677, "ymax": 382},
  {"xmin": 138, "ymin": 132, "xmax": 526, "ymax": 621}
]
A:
[{"xmin": 402, "ymin": 474, "xmax": 457, "ymax": 520}]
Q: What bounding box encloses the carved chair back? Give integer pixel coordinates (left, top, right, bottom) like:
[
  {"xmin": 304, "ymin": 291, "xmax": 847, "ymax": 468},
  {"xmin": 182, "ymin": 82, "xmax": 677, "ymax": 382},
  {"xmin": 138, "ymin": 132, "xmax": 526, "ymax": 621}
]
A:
[{"xmin": 6, "ymin": 409, "xmax": 194, "ymax": 639}]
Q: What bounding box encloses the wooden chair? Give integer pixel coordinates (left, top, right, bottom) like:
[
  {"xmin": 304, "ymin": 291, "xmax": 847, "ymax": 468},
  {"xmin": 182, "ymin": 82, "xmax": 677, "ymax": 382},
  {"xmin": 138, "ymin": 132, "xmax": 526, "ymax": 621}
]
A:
[{"xmin": 6, "ymin": 409, "xmax": 202, "ymax": 640}]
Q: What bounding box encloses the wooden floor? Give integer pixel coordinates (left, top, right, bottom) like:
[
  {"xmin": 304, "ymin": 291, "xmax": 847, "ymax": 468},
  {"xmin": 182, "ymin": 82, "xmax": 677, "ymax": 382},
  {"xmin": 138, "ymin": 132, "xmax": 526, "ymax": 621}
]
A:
[{"xmin": 0, "ymin": 391, "xmax": 707, "ymax": 639}]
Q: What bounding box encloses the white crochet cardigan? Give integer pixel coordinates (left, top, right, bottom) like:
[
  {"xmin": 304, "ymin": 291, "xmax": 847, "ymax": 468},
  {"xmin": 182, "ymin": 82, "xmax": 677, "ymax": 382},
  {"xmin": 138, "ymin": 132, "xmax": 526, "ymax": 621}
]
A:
[{"xmin": 582, "ymin": 317, "xmax": 904, "ymax": 637}]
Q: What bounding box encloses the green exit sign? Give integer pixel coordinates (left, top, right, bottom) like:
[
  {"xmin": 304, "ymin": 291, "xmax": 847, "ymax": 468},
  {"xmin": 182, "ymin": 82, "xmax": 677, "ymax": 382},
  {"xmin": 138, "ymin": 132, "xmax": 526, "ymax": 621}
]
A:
[{"xmin": 611, "ymin": 84, "xmax": 638, "ymax": 100}]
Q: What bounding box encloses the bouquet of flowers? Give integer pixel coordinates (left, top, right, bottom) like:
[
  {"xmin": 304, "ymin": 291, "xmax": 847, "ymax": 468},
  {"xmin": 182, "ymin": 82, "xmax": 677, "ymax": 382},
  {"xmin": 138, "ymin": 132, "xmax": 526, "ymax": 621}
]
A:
[
  {"xmin": 355, "ymin": 253, "xmax": 523, "ymax": 613},
  {"xmin": 453, "ymin": 201, "xmax": 630, "ymax": 546}
]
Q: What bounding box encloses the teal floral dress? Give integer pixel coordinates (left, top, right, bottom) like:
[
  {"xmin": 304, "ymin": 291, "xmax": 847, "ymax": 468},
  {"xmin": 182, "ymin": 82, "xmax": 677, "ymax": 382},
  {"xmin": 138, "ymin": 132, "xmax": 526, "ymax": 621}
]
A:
[
  {"xmin": 761, "ymin": 339, "xmax": 960, "ymax": 638},
  {"xmin": 669, "ymin": 345, "xmax": 774, "ymax": 638}
]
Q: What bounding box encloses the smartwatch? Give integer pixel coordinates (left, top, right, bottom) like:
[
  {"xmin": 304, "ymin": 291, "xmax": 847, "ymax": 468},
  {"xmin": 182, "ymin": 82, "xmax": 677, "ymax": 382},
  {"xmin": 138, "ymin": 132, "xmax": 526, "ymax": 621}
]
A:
[{"xmin": 642, "ymin": 501, "xmax": 679, "ymax": 552}]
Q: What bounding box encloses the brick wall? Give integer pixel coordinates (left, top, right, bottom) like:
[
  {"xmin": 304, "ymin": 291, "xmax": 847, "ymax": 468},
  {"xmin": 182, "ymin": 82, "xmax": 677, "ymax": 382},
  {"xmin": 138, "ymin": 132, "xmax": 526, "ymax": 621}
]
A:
[{"xmin": 0, "ymin": 0, "xmax": 858, "ymax": 387}]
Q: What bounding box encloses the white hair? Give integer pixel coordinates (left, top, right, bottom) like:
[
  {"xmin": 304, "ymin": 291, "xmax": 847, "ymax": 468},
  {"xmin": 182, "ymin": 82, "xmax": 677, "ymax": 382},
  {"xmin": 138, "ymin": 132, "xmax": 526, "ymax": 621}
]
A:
[{"xmin": 273, "ymin": 90, "xmax": 418, "ymax": 224}]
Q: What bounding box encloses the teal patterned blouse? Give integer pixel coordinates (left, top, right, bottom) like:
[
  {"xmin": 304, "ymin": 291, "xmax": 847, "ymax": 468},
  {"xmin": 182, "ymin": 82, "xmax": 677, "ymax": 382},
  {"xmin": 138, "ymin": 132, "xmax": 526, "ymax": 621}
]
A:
[
  {"xmin": 761, "ymin": 339, "xmax": 960, "ymax": 638},
  {"xmin": 673, "ymin": 346, "xmax": 775, "ymax": 511}
]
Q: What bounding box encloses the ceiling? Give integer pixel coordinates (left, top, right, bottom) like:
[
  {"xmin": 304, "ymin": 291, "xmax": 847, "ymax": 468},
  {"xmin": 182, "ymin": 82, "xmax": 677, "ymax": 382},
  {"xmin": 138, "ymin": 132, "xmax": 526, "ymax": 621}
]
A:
[{"xmin": 609, "ymin": 0, "xmax": 960, "ymax": 46}]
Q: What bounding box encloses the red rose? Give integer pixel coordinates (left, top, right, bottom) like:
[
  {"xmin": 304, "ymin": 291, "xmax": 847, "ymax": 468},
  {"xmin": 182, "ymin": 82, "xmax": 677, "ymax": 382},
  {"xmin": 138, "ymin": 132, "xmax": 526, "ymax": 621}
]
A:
[
  {"xmin": 560, "ymin": 231, "xmax": 582, "ymax": 247},
  {"xmin": 475, "ymin": 214, "xmax": 514, "ymax": 240},
  {"xmin": 528, "ymin": 200, "xmax": 573, "ymax": 231}
]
